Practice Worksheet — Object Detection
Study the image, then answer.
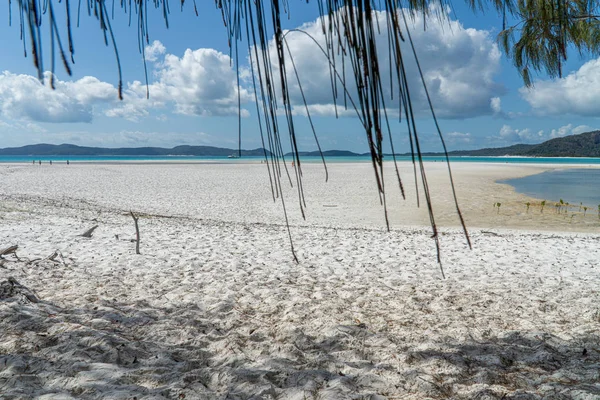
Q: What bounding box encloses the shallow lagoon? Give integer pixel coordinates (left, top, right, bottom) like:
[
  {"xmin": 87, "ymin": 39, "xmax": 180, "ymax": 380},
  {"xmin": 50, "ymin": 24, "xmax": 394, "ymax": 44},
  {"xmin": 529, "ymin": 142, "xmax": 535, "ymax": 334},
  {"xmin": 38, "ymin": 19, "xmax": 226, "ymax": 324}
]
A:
[{"xmin": 501, "ymin": 168, "xmax": 600, "ymax": 207}]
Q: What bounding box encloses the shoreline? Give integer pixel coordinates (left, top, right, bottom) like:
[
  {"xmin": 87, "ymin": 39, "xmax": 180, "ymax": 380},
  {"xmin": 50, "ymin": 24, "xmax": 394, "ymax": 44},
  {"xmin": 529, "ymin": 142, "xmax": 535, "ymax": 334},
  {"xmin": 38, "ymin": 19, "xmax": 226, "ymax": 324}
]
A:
[
  {"xmin": 2, "ymin": 155, "xmax": 600, "ymax": 165},
  {"xmin": 2, "ymin": 161, "xmax": 600, "ymax": 232}
]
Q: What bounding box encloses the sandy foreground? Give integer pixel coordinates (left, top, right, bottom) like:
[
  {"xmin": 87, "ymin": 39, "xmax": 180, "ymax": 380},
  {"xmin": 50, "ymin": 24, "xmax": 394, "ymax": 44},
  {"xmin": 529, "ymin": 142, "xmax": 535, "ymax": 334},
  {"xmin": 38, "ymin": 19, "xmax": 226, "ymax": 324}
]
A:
[{"xmin": 0, "ymin": 161, "xmax": 599, "ymax": 400}]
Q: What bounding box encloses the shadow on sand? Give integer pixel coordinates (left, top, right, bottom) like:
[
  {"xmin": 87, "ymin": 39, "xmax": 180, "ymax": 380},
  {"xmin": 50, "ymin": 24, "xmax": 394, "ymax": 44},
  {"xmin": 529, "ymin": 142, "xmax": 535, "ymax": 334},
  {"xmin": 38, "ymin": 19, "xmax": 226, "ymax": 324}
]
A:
[{"xmin": 1, "ymin": 276, "xmax": 599, "ymax": 399}]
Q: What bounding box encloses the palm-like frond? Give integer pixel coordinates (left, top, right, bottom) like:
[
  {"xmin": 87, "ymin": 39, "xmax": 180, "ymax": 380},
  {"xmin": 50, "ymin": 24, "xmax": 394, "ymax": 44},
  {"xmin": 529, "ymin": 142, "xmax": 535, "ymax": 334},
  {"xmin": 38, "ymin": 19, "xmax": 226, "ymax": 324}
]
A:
[{"xmin": 497, "ymin": 0, "xmax": 600, "ymax": 85}]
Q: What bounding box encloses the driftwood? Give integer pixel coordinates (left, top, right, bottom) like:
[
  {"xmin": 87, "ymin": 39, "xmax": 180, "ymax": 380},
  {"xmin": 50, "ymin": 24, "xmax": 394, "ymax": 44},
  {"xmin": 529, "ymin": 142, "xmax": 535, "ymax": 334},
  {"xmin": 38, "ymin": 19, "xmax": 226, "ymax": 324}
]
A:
[
  {"xmin": 34, "ymin": 250, "xmax": 68, "ymax": 266},
  {"xmin": 130, "ymin": 211, "xmax": 140, "ymax": 255},
  {"xmin": 481, "ymin": 231, "xmax": 501, "ymax": 237},
  {"xmin": 0, "ymin": 245, "xmax": 18, "ymax": 259},
  {"xmin": 80, "ymin": 225, "xmax": 98, "ymax": 238},
  {"xmin": 0, "ymin": 246, "xmax": 70, "ymax": 268},
  {"xmin": 20, "ymin": 250, "xmax": 72, "ymax": 268}
]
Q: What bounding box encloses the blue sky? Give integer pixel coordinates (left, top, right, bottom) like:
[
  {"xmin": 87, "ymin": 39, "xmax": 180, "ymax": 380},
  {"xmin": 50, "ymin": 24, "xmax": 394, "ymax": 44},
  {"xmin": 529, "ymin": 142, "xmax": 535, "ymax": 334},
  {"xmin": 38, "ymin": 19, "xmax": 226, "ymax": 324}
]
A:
[{"xmin": 0, "ymin": 2, "xmax": 599, "ymax": 152}]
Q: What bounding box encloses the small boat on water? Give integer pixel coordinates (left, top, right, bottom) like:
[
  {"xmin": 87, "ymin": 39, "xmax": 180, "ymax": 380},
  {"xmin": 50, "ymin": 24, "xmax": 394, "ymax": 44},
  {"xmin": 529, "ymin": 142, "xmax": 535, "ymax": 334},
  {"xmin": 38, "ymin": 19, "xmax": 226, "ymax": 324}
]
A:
[{"xmin": 228, "ymin": 154, "xmax": 239, "ymax": 159}]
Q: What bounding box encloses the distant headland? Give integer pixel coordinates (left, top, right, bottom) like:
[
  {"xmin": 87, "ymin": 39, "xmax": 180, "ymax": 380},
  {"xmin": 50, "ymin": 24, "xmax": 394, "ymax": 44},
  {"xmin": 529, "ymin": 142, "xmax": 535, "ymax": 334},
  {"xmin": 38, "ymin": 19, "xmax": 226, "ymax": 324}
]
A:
[
  {"xmin": 2, "ymin": 130, "xmax": 600, "ymax": 158},
  {"xmin": 288, "ymin": 130, "xmax": 600, "ymax": 158},
  {"xmin": 437, "ymin": 130, "xmax": 600, "ymax": 158},
  {"xmin": 0, "ymin": 144, "xmax": 267, "ymax": 157}
]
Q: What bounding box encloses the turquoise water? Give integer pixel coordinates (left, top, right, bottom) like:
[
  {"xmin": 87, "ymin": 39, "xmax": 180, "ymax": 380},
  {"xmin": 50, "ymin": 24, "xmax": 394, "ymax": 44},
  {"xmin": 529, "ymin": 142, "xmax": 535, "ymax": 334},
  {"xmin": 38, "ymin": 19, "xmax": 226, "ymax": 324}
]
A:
[
  {"xmin": 501, "ymin": 169, "xmax": 600, "ymax": 207},
  {"xmin": 3, "ymin": 155, "xmax": 600, "ymax": 164}
]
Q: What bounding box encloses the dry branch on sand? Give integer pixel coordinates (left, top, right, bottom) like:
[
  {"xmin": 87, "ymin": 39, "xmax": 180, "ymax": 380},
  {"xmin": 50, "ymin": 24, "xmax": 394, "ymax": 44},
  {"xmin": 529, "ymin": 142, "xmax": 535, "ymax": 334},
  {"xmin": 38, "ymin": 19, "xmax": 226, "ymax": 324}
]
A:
[
  {"xmin": 80, "ymin": 225, "xmax": 99, "ymax": 238},
  {"xmin": 130, "ymin": 211, "xmax": 141, "ymax": 255},
  {"xmin": 30, "ymin": 250, "xmax": 69, "ymax": 267},
  {"xmin": 0, "ymin": 246, "xmax": 19, "ymax": 268},
  {"xmin": 0, "ymin": 245, "xmax": 19, "ymax": 259},
  {"xmin": 0, "ymin": 243, "xmax": 72, "ymax": 268}
]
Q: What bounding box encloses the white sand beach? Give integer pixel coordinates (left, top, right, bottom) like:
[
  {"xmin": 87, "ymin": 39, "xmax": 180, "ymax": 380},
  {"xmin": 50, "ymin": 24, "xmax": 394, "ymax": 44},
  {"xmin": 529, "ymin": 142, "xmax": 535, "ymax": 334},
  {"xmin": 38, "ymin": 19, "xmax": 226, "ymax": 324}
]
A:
[{"xmin": 1, "ymin": 161, "xmax": 599, "ymax": 399}]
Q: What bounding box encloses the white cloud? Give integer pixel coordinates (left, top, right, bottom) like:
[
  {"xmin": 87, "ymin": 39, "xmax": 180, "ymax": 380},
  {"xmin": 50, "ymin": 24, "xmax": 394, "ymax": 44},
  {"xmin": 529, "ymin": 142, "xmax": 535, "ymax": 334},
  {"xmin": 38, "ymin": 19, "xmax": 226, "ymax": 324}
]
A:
[
  {"xmin": 490, "ymin": 97, "xmax": 502, "ymax": 114},
  {"xmin": 521, "ymin": 58, "xmax": 600, "ymax": 116},
  {"xmin": 550, "ymin": 124, "xmax": 593, "ymax": 139},
  {"xmin": 259, "ymin": 8, "xmax": 503, "ymax": 119},
  {"xmin": 0, "ymin": 71, "xmax": 116, "ymax": 123},
  {"xmin": 550, "ymin": 124, "xmax": 573, "ymax": 139},
  {"xmin": 0, "ymin": 119, "xmax": 46, "ymax": 133},
  {"xmin": 498, "ymin": 124, "xmax": 544, "ymax": 143},
  {"xmin": 115, "ymin": 130, "xmax": 214, "ymax": 146},
  {"xmin": 158, "ymin": 48, "xmax": 252, "ymax": 116},
  {"xmin": 495, "ymin": 123, "xmax": 594, "ymax": 145},
  {"xmin": 1, "ymin": 13, "xmax": 504, "ymax": 125},
  {"xmin": 571, "ymin": 124, "xmax": 593, "ymax": 135},
  {"xmin": 105, "ymin": 90, "xmax": 153, "ymax": 122},
  {"xmin": 291, "ymin": 104, "xmax": 357, "ymax": 118},
  {"xmin": 1, "ymin": 42, "xmax": 252, "ymax": 123},
  {"xmin": 145, "ymin": 40, "xmax": 166, "ymax": 62},
  {"xmin": 109, "ymin": 45, "xmax": 252, "ymax": 118},
  {"xmin": 446, "ymin": 131, "xmax": 472, "ymax": 144}
]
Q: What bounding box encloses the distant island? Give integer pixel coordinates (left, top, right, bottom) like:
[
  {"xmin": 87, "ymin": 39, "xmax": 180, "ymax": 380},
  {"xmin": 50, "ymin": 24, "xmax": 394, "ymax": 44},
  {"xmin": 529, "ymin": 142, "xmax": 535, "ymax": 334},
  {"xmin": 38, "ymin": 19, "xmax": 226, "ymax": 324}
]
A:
[
  {"xmin": 436, "ymin": 130, "xmax": 600, "ymax": 158},
  {"xmin": 3, "ymin": 130, "xmax": 600, "ymax": 158},
  {"xmin": 287, "ymin": 130, "xmax": 600, "ymax": 158},
  {"xmin": 0, "ymin": 143, "xmax": 268, "ymax": 157}
]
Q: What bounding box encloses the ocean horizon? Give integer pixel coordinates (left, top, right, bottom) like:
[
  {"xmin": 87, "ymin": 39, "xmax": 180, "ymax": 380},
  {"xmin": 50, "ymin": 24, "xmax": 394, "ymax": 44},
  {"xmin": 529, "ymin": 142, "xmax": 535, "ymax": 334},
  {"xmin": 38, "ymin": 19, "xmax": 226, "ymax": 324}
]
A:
[{"xmin": 3, "ymin": 154, "xmax": 600, "ymax": 164}]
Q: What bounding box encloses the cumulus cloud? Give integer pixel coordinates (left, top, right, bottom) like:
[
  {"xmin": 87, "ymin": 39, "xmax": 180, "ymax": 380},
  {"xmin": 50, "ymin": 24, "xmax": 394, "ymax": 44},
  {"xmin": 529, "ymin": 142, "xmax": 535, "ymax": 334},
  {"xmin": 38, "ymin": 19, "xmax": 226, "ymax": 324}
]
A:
[
  {"xmin": 105, "ymin": 86, "xmax": 155, "ymax": 121},
  {"xmin": 259, "ymin": 8, "xmax": 503, "ymax": 119},
  {"xmin": 521, "ymin": 58, "xmax": 600, "ymax": 116},
  {"xmin": 109, "ymin": 45, "xmax": 252, "ymax": 118},
  {"xmin": 114, "ymin": 130, "xmax": 215, "ymax": 146},
  {"xmin": 446, "ymin": 131, "xmax": 472, "ymax": 145},
  {"xmin": 1, "ymin": 12, "xmax": 504, "ymax": 125},
  {"xmin": 490, "ymin": 97, "xmax": 502, "ymax": 114},
  {"xmin": 495, "ymin": 123, "xmax": 594, "ymax": 146},
  {"xmin": 571, "ymin": 124, "xmax": 594, "ymax": 135},
  {"xmin": 157, "ymin": 48, "xmax": 252, "ymax": 116},
  {"xmin": 1, "ymin": 42, "xmax": 252, "ymax": 123},
  {"xmin": 0, "ymin": 71, "xmax": 116, "ymax": 123},
  {"xmin": 550, "ymin": 124, "xmax": 593, "ymax": 139},
  {"xmin": 498, "ymin": 125, "xmax": 544, "ymax": 143},
  {"xmin": 0, "ymin": 119, "xmax": 46, "ymax": 133},
  {"xmin": 145, "ymin": 40, "xmax": 166, "ymax": 62}
]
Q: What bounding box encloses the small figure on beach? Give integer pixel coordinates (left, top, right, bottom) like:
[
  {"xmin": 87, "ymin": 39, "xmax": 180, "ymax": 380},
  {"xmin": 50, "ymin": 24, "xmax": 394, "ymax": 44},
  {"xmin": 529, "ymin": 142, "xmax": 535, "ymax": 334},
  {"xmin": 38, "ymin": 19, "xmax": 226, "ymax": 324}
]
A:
[
  {"xmin": 50, "ymin": 160, "xmax": 52, "ymax": 165},
  {"xmin": 67, "ymin": 160, "xmax": 70, "ymax": 165},
  {"xmin": 38, "ymin": 160, "xmax": 41, "ymax": 165}
]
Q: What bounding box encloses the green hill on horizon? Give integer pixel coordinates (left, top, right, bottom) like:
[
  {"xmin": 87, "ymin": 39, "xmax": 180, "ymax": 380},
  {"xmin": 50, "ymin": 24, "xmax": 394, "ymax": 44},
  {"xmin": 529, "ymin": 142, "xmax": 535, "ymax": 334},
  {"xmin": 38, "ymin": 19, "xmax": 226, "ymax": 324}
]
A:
[
  {"xmin": 413, "ymin": 130, "xmax": 600, "ymax": 158},
  {"xmin": 3, "ymin": 131, "xmax": 600, "ymax": 158},
  {"xmin": 0, "ymin": 143, "xmax": 269, "ymax": 157}
]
